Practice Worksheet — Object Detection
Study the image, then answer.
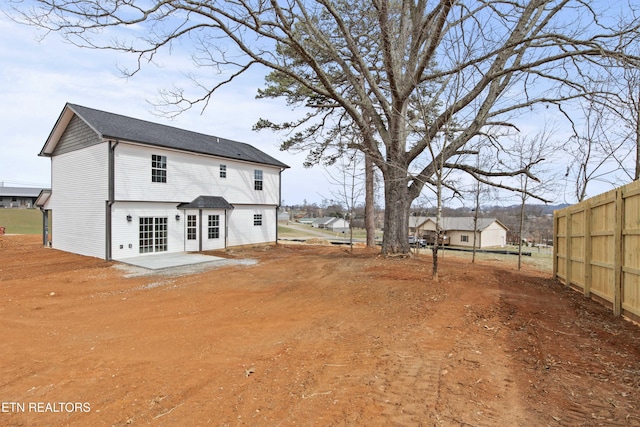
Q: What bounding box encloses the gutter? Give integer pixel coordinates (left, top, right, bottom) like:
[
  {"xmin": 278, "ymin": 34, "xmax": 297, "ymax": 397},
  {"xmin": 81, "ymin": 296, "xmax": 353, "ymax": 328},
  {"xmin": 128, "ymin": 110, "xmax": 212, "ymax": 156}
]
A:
[{"xmin": 106, "ymin": 139, "xmax": 119, "ymax": 260}]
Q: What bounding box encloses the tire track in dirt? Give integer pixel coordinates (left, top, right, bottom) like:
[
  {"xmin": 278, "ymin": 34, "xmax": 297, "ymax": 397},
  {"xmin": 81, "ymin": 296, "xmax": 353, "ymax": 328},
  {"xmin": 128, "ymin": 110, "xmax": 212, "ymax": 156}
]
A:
[
  {"xmin": 362, "ymin": 284, "xmax": 455, "ymax": 424},
  {"xmin": 371, "ymin": 351, "xmax": 443, "ymax": 425},
  {"xmin": 552, "ymin": 402, "xmax": 632, "ymax": 427}
]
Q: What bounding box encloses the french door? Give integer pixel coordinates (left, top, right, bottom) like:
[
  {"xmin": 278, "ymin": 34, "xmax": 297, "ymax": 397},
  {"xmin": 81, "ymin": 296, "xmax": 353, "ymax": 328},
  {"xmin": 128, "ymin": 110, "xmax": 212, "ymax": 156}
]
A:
[{"xmin": 139, "ymin": 217, "xmax": 168, "ymax": 253}]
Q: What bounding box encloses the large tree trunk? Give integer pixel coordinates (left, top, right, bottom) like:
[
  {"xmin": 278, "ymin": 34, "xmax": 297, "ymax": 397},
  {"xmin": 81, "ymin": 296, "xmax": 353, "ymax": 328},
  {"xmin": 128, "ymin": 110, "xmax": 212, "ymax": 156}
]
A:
[
  {"xmin": 381, "ymin": 166, "xmax": 411, "ymax": 255},
  {"xmin": 364, "ymin": 154, "xmax": 376, "ymax": 248}
]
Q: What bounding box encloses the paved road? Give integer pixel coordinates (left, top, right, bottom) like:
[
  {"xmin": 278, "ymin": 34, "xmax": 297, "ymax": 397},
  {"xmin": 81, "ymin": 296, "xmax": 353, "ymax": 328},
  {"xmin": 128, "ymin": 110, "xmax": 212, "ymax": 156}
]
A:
[{"xmin": 280, "ymin": 222, "xmax": 360, "ymax": 243}]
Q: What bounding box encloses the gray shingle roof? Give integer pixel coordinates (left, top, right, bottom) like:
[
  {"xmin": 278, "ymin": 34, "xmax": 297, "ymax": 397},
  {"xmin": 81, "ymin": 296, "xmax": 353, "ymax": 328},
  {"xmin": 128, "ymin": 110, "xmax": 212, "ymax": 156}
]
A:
[
  {"xmin": 68, "ymin": 104, "xmax": 289, "ymax": 169},
  {"xmin": 0, "ymin": 186, "xmax": 46, "ymax": 198},
  {"xmin": 177, "ymin": 196, "xmax": 234, "ymax": 210},
  {"xmin": 421, "ymin": 217, "xmax": 508, "ymax": 231},
  {"xmin": 313, "ymin": 217, "xmax": 337, "ymax": 225}
]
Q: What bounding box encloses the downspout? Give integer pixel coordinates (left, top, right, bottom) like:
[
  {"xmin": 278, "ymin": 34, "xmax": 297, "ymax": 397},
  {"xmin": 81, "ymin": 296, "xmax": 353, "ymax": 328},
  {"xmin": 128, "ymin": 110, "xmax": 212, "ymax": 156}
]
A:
[
  {"xmin": 106, "ymin": 140, "xmax": 119, "ymax": 260},
  {"xmin": 277, "ymin": 168, "xmax": 283, "ymax": 243},
  {"xmin": 40, "ymin": 208, "xmax": 49, "ymax": 247},
  {"xmin": 224, "ymin": 209, "xmax": 229, "ymax": 248},
  {"xmin": 199, "ymin": 209, "xmax": 203, "ymax": 252}
]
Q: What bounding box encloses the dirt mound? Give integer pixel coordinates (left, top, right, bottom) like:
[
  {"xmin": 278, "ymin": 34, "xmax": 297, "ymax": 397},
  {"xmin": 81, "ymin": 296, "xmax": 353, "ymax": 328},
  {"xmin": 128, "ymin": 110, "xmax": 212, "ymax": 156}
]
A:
[{"xmin": 304, "ymin": 237, "xmax": 332, "ymax": 245}]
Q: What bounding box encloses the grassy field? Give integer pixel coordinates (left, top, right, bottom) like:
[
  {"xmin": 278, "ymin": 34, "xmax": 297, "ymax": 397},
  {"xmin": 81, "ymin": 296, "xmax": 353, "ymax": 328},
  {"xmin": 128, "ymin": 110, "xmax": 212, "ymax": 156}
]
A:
[
  {"xmin": 430, "ymin": 245, "xmax": 554, "ymax": 272},
  {"xmin": 0, "ymin": 209, "xmax": 42, "ymax": 234},
  {"xmin": 278, "ymin": 223, "xmax": 553, "ymax": 272},
  {"xmin": 277, "ymin": 224, "xmax": 379, "ymax": 240}
]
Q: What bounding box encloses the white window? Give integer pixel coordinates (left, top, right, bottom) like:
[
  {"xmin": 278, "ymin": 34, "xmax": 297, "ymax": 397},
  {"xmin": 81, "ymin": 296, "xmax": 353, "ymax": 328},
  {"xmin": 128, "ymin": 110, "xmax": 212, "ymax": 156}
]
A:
[
  {"xmin": 254, "ymin": 169, "xmax": 263, "ymax": 191},
  {"xmin": 151, "ymin": 154, "xmax": 167, "ymax": 183},
  {"xmin": 208, "ymin": 215, "xmax": 220, "ymax": 239},
  {"xmin": 139, "ymin": 217, "xmax": 168, "ymax": 253},
  {"xmin": 220, "ymin": 164, "xmax": 227, "ymax": 178},
  {"xmin": 253, "ymin": 214, "xmax": 263, "ymax": 226},
  {"xmin": 187, "ymin": 215, "xmax": 197, "ymax": 240},
  {"xmin": 461, "ymin": 235, "xmax": 469, "ymax": 243}
]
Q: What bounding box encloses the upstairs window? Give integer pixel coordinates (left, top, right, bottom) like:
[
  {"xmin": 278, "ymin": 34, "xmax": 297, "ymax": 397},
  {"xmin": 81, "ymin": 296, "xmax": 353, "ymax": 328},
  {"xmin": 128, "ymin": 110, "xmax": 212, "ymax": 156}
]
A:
[
  {"xmin": 220, "ymin": 164, "xmax": 227, "ymax": 178},
  {"xmin": 254, "ymin": 169, "xmax": 263, "ymax": 191},
  {"xmin": 152, "ymin": 154, "xmax": 167, "ymax": 183}
]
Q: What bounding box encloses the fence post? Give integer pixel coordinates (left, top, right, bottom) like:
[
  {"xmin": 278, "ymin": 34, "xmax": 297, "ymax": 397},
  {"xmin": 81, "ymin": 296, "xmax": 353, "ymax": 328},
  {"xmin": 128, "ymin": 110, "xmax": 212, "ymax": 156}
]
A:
[
  {"xmin": 565, "ymin": 209, "xmax": 572, "ymax": 288},
  {"xmin": 584, "ymin": 201, "xmax": 592, "ymax": 297},
  {"xmin": 613, "ymin": 188, "xmax": 623, "ymax": 317},
  {"xmin": 553, "ymin": 211, "xmax": 558, "ymax": 279}
]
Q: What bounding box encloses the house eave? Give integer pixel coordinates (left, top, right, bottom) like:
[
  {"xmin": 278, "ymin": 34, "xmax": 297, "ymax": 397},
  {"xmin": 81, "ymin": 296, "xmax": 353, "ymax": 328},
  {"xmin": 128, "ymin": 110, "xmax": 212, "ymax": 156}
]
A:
[{"xmin": 35, "ymin": 189, "xmax": 52, "ymax": 209}]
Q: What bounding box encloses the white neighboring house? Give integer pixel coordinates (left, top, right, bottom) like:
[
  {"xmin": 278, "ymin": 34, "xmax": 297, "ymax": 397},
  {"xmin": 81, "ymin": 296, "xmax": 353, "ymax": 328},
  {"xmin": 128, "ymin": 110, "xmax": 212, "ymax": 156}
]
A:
[
  {"xmin": 311, "ymin": 217, "xmax": 350, "ymax": 232},
  {"xmin": 35, "ymin": 103, "xmax": 289, "ymax": 260},
  {"xmin": 417, "ymin": 217, "xmax": 508, "ymax": 248}
]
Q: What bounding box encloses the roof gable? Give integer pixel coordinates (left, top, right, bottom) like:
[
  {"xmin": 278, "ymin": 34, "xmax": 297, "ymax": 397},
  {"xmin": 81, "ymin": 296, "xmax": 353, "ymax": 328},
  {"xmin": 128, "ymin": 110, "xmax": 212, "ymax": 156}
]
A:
[{"xmin": 40, "ymin": 103, "xmax": 289, "ymax": 169}]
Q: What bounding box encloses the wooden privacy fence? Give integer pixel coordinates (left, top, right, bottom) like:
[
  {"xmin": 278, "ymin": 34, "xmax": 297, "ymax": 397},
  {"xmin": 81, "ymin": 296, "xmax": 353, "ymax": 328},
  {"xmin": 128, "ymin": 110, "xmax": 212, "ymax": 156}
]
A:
[{"xmin": 554, "ymin": 180, "xmax": 640, "ymax": 319}]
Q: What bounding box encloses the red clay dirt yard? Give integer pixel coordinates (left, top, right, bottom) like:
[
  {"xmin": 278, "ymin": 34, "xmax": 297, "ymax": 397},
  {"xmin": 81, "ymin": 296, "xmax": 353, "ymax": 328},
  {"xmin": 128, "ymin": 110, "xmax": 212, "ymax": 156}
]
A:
[{"xmin": 1, "ymin": 235, "xmax": 639, "ymax": 426}]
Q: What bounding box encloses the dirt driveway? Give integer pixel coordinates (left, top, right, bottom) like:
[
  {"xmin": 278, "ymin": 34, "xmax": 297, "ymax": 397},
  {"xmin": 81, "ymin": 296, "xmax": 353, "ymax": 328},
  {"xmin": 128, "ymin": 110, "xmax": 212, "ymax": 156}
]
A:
[{"xmin": 1, "ymin": 235, "xmax": 639, "ymax": 426}]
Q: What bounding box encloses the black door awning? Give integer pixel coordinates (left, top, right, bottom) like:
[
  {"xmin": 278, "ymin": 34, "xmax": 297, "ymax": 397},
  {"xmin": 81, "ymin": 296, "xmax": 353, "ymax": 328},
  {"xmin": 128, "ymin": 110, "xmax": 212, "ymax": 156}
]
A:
[{"xmin": 177, "ymin": 196, "xmax": 234, "ymax": 210}]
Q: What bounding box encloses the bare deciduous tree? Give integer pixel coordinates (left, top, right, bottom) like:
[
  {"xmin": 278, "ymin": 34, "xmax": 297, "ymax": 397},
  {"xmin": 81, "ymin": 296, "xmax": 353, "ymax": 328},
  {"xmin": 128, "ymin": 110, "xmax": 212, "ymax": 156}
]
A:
[
  {"xmin": 565, "ymin": 98, "xmax": 631, "ymax": 202},
  {"xmin": 504, "ymin": 130, "xmax": 558, "ymax": 270},
  {"xmin": 11, "ymin": 0, "xmax": 640, "ymax": 255},
  {"xmin": 325, "ymin": 150, "xmax": 365, "ymax": 252},
  {"xmin": 597, "ymin": 66, "xmax": 640, "ymax": 182}
]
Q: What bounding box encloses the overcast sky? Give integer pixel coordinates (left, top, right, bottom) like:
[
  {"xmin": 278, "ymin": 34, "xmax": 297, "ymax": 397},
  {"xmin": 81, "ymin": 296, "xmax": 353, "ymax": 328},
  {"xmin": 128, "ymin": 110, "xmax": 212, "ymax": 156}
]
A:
[
  {"xmin": 1, "ymin": 9, "xmax": 629, "ymax": 210},
  {"xmin": 0, "ymin": 14, "xmax": 332, "ymax": 206}
]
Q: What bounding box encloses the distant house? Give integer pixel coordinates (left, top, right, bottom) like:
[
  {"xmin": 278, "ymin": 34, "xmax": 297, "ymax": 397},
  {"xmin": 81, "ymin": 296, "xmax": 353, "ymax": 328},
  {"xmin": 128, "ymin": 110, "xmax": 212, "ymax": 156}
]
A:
[
  {"xmin": 408, "ymin": 216, "xmax": 430, "ymax": 235},
  {"xmin": 0, "ymin": 185, "xmax": 45, "ymax": 208},
  {"xmin": 35, "ymin": 103, "xmax": 289, "ymax": 260},
  {"xmin": 278, "ymin": 210, "xmax": 290, "ymax": 223},
  {"xmin": 312, "ymin": 217, "xmax": 350, "ymax": 232},
  {"xmin": 415, "ymin": 217, "xmax": 508, "ymax": 248}
]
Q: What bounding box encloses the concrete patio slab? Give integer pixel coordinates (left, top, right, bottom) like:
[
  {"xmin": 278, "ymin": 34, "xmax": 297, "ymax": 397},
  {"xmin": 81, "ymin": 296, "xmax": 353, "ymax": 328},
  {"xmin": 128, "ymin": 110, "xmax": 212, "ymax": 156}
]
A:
[{"xmin": 118, "ymin": 252, "xmax": 225, "ymax": 270}]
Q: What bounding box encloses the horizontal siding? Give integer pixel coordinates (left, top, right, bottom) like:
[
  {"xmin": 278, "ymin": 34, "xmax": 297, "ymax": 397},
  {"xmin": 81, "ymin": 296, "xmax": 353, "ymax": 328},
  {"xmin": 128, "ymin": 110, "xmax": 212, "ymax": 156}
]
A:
[
  {"xmin": 111, "ymin": 202, "xmax": 185, "ymax": 259},
  {"xmin": 182, "ymin": 208, "xmax": 227, "ymax": 252},
  {"xmin": 481, "ymin": 228, "xmax": 506, "ymax": 247},
  {"xmin": 114, "ymin": 143, "xmax": 282, "ymax": 205},
  {"xmin": 201, "ymin": 209, "xmax": 227, "ymax": 251},
  {"xmin": 112, "ymin": 204, "xmax": 231, "ymax": 258},
  {"xmin": 227, "ymin": 206, "xmax": 276, "ymax": 247},
  {"xmin": 449, "ymin": 230, "xmax": 476, "ymax": 247},
  {"xmin": 49, "ymin": 144, "xmax": 108, "ymax": 259}
]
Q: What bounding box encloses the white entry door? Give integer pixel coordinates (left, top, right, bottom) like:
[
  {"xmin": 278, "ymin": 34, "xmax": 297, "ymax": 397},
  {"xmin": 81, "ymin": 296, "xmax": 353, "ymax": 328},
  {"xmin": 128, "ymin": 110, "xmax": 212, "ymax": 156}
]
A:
[{"xmin": 185, "ymin": 213, "xmax": 199, "ymax": 252}]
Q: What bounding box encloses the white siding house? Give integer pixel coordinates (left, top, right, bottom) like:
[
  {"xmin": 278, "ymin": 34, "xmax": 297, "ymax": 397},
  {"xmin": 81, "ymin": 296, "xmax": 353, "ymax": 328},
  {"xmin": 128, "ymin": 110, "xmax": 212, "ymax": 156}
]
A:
[
  {"xmin": 311, "ymin": 217, "xmax": 350, "ymax": 231},
  {"xmin": 36, "ymin": 103, "xmax": 289, "ymax": 260},
  {"xmin": 417, "ymin": 217, "xmax": 508, "ymax": 248}
]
